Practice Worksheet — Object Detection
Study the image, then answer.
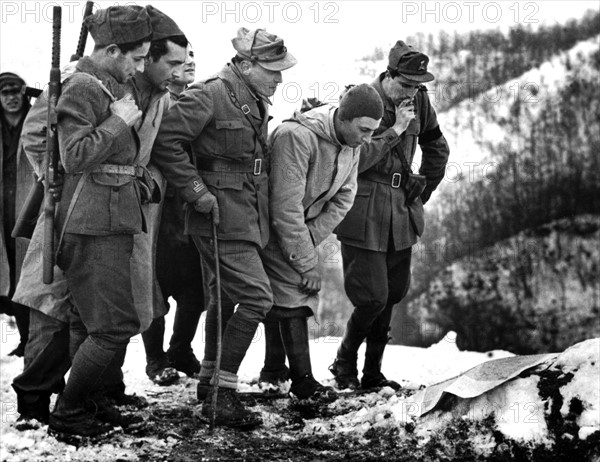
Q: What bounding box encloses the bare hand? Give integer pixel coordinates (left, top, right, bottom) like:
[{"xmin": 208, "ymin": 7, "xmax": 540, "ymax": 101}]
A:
[
  {"xmin": 193, "ymin": 192, "xmax": 220, "ymax": 225},
  {"xmin": 299, "ymin": 266, "xmax": 321, "ymax": 295},
  {"xmin": 110, "ymin": 94, "xmax": 142, "ymax": 127},
  {"xmin": 392, "ymin": 99, "xmax": 415, "ymax": 135}
]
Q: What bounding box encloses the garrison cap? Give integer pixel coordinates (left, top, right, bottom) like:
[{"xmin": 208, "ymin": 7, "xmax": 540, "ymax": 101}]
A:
[
  {"xmin": 85, "ymin": 6, "xmax": 152, "ymax": 47},
  {"xmin": 145, "ymin": 5, "xmax": 186, "ymax": 42},
  {"xmin": 388, "ymin": 40, "xmax": 434, "ymax": 83},
  {"xmin": 232, "ymin": 27, "xmax": 297, "ymax": 71},
  {"xmin": 0, "ymin": 72, "xmax": 26, "ymax": 92}
]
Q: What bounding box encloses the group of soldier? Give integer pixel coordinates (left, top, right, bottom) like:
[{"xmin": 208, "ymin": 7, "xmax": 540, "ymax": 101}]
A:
[{"xmin": 0, "ymin": 4, "xmax": 449, "ymax": 437}]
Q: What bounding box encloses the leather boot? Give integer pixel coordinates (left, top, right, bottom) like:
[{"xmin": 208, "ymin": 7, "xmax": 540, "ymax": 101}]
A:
[
  {"xmin": 361, "ymin": 304, "xmax": 400, "ymax": 391},
  {"xmin": 280, "ymin": 315, "xmax": 335, "ymax": 400},
  {"xmin": 143, "ymin": 317, "xmax": 179, "ymax": 385},
  {"xmin": 49, "ymin": 394, "xmax": 112, "ymax": 437},
  {"xmin": 167, "ymin": 300, "xmax": 202, "ymax": 376},
  {"xmin": 258, "ymin": 318, "xmax": 290, "ymax": 384},
  {"xmin": 201, "ymin": 386, "xmax": 261, "ymax": 429}
]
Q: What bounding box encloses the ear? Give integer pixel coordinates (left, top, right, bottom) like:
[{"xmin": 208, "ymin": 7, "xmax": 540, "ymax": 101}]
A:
[
  {"xmin": 105, "ymin": 44, "xmax": 121, "ymax": 57},
  {"xmin": 239, "ymin": 60, "xmax": 252, "ymax": 75}
]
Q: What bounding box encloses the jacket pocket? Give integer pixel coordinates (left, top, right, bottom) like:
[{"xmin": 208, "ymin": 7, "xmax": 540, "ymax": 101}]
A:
[
  {"xmin": 202, "ymin": 171, "xmax": 247, "ymax": 235},
  {"xmin": 214, "ymin": 119, "xmax": 244, "ymax": 155},
  {"xmin": 334, "ymin": 187, "xmax": 371, "ymax": 242}
]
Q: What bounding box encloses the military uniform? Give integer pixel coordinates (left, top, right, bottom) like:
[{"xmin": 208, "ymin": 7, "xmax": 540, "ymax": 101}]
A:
[
  {"xmin": 152, "ymin": 27, "xmax": 297, "ymax": 428},
  {"xmin": 332, "ymin": 42, "xmax": 450, "ymax": 389},
  {"xmin": 151, "ymin": 63, "xmax": 273, "ymax": 379}
]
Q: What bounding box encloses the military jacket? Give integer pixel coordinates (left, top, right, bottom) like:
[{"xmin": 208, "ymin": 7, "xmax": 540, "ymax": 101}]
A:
[
  {"xmin": 151, "ymin": 63, "xmax": 270, "ymax": 247},
  {"xmin": 56, "ymin": 57, "xmax": 143, "ymax": 235},
  {"xmin": 335, "ymin": 73, "xmax": 450, "ymax": 252}
]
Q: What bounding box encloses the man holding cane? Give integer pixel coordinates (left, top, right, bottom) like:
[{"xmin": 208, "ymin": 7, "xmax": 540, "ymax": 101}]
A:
[{"xmin": 151, "ymin": 27, "xmax": 296, "ymax": 429}]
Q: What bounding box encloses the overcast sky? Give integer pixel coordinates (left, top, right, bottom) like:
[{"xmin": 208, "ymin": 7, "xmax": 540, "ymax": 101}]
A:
[{"xmin": 1, "ymin": 0, "xmax": 598, "ymax": 122}]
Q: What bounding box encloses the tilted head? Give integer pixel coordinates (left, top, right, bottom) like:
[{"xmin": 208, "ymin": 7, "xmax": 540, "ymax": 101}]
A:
[
  {"xmin": 383, "ymin": 40, "xmax": 434, "ymax": 105},
  {"xmin": 85, "ymin": 6, "xmax": 153, "ymax": 83},
  {"xmin": 335, "ymin": 83, "xmax": 383, "ymax": 148},
  {"xmin": 231, "ymin": 27, "xmax": 297, "ymax": 98}
]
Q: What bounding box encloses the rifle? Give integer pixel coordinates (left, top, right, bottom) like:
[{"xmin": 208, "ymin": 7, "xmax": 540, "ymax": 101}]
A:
[
  {"xmin": 42, "ymin": 6, "xmax": 61, "ymax": 284},
  {"xmin": 71, "ymin": 1, "xmax": 94, "ymax": 62}
]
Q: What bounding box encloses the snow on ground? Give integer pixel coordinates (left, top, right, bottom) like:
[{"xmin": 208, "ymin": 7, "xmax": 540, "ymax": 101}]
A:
[
  {"xmin": 0, "ymin": 308, "xmax": 512, "ymax": 461},
  {"xmin": 1, "ymin": 307, "xmax": 598, "ymax": 461}
]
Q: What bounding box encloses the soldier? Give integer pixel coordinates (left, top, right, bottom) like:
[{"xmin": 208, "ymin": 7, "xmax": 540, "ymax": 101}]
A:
[
  {"xmin": 151, "ymin": 28, "xmax": 297, "ymax": 428},
  {"xmin": 100, "ymin": 4, "xmax": 189, "ymax": 393},
  {"xmin": 260, "ymin": 84, "xmax": 383, "ymax": 400},
  {"xmin": 0, "ymin": 72, "xmax": 33, "ymax": 357},
  {"xmin": 142, "ymin": 42, "xmax": 205, "ymax": 384},
  {"xmin": 47, "ymin": 5, "xmax": 154, "ymax": 437},
  {"xmin": 331, "ymin": 41, "xmax": 450, "ymax": 390}
]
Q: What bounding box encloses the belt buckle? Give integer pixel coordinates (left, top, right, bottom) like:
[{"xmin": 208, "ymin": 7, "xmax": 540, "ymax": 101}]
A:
[
  {"xmin": 253, "ymin": 159, "xmax": 262, "ymax": 176},
  {"xmin": 241, "ymin": 104, "xmax": 251, "ymax": 115},
  {"xmin": 391, "ymin": 173, "xmax": 401, "ymax": 188}
]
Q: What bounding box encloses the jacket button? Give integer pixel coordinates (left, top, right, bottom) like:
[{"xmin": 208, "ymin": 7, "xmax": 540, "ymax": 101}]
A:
[{"xmin": 113, "ymin": 187, "xmax": 119, "ymax": 192}]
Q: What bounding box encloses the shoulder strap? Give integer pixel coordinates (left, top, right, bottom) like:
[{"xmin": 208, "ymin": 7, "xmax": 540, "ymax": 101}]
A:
[{"xmin": 218, "ymin": 77, "xmax": 269, "ymax": 157}]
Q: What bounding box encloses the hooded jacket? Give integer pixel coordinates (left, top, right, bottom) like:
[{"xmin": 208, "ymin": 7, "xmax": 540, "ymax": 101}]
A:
[{"xmin": 268, "ymin": 104, "xmax": 359, "ymax": 276}]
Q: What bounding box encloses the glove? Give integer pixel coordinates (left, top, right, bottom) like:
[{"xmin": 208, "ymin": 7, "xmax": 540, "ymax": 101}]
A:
[
  {"xmin": 405, "ymin": 173, "xmax": 427, "ymax": 204},
  {"xmin": 193, "ymin": 192, "xmax": 220, "ymax": 225},
  {"xmin": 420, "ymin": 189, "xmax": 433, "ymax": 205}
]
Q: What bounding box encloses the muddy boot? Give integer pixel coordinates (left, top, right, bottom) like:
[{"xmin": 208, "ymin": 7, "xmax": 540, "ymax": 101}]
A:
[
  {"xmin": 361, "ymin": 306, "xmax": 400, "ymax": 391},
  {"xmin": 201, "ymin": 385, "xmax": 261, "ymax": 429},
  {"xmin": 328, "ymin": 359, "xmax": 360, "ymax": 390},
  {"xmin": 167, "ymin": 348, "xmax": 201, "ymax": 377},
  {"xmin": 49, "ymin": 395, "xmax": 112, "ymax": 437},
  {"xmin": 86, "ymin": 393, "xmax": 143, "ymax": 428},
  {"xmin": 258, "ymin": 318, "xmax": 290, "ymax": 385},
  {"xmin": 280, "ymin": 315, "xmax": 335, "ymax": 401},
  {"xmin": 145, "ymin": 354, "xmax": 179, "ymax": 386},
  {"xmin": 16, "ymin": 392, "xmax": 51, "ymax": 426}
]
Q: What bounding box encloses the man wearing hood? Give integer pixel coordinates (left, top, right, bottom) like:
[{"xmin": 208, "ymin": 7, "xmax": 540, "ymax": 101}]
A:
[{"xmin": 259, "ymin": 84, "xmax": 383, "ymax": 400}]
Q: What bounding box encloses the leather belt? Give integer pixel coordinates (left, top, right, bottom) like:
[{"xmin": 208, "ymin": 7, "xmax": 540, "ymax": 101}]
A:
[
  {"xmin": 88, "ymin": 164, "xmax": 143, "ymax": 177},
  {"xmin": 360, "ymin": 170, "xmax": 403, "ymax": 188},
  {"xmin": 199, "ymin": 158, "xmax": 263, "ymax": 175}
]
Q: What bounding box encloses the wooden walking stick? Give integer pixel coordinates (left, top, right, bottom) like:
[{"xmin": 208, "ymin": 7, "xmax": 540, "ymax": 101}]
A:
[{"xmin": 209, "ymin": 214, "xmax": 222, "ymax": 432}]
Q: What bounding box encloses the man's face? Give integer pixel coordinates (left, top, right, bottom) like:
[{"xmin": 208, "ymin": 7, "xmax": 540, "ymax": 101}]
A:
[
  {"xmin": 0, "ymin": 85, "xmax": 25, "ymax": 114},
  {"xmin": 182, "ymin": 45, "xmax": 195, "ymax": 85},
  {"xmin": 243, "ymin": 62, "xmax": 283, "ymax": 98},
  {"xmin": 338, "ymin": 116, "xmax": 380, "ymax": 148},
  {"xmin": 112, "ymin": 42, "xmax": 151, "ymax": 84},
  {"xmin": 384, "ymin": 74, "xmax": 420, "ymax": 106},
  {"xmin": 146, "ymin": 40, "xmax": 187, "ymax": 91}
]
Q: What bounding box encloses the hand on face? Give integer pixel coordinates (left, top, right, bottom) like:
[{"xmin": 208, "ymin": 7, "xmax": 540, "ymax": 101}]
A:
[{"xmin": 392, "ymin": 99, "xmax": 415, "ymax": 135}]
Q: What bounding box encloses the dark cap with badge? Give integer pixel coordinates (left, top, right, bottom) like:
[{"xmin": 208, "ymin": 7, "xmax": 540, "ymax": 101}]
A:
[
  {"xmin": 232, "ymin": 27, "xmax": 297, "ymax": 71},
  {"xmin": 387, "ymin": 40, "xmax": 434, "ymax": 83},
  {"xmin": 85, "ymin": 5, "xmax": 152, "ymax": 47}
]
